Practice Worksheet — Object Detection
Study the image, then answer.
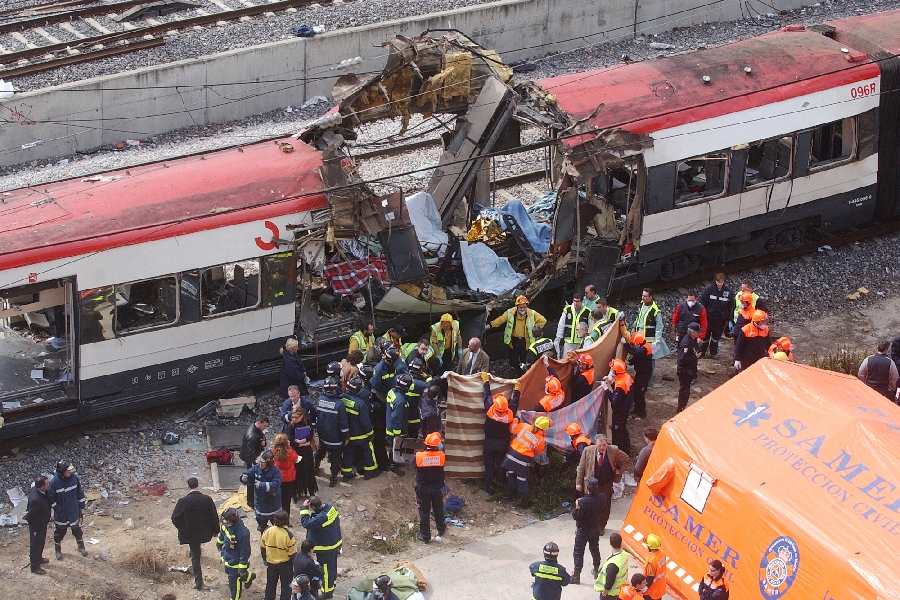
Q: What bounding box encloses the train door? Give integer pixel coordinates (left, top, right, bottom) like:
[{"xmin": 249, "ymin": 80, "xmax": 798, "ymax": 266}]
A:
[
  {"xmin": 737, "ymin": 135, "xmax": 796, "ymax": 223},
  {"xmin": 0, "ymin": 278, "xmax": 78, "ymax": 422}
]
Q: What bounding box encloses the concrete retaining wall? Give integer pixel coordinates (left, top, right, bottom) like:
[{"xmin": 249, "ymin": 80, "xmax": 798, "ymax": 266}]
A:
[{"xmin": 0, "ymin": 0, "xmax": 811, "ymax": 167}]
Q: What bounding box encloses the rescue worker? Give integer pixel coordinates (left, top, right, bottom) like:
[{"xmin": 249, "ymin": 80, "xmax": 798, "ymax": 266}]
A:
[
  {"xmin": 698, "ymin": 559, "xmax": 730, "ymax": 600},
  {"xmin": 525, "ymin": 327, "xmax": 556, "ymax": 370},
  {"xmin": 569, "ymin": 352, "xmax": 595, "ymax": 402},
  {"xmin": 671, "ymin": 291, "xmax": 707, "ymax": 344},
  {"xmin": 405, "ymin": 358, "xmax": 432, "ymax": 439},
  {"xmin": 565, "ymin": 423, "xmax": 592, "ymax": 463},
  {"xmin": 240, "ymin": 450, "xmax": 282, "ymax": 532},
  {"xmin": 605, "ymin": 359, "xmax": 633, "ymax": 452},
  {"xmin": 260, "ymin": 509, "xmax": 297, "ymax": 600},
  {"xmin": 555, "ymin": 294, "xmax": 591, "ymax": 356},
  {"xmin": 482, "ymin": 373, "xmax": 520, "ymax": 494},
  {"xmin": 324, "ymin": 361, "xmax": 341, "ymax": 381},
  {"xmin": 371, "ymin": 575, "xmax": 401, "ymax": 600},
  {"xmin": 348, "ymin": 320, "xmax": 376, "ymax": 356},
  {"xmin": 419, "ymin": 384, "xmax": 442, "ymax": 436},
  {"xmin": 430, "ymin": 313, "xmax": 462, "ymax": 375},
  {"xmin": 618, "ymin": 575, "xmax": 649, "ymax": 600},
  {"xmin": 316, "ymin": 377, "xmax": 350, "ymax": 487},
  {"xmin": 858, "ymin": 340, "xmax": 899, "ymax": 400},
  {"xmin": 534, "ymin": 355, "xmax": 565, "ymax": 413},
  {"xmin": 768, "ymin": 336, "xmax": 795, "ymax": 361},
  {"xmin": 733, "ymin": 310, "xmax": 772, "ymax": 372},
  {"xmin": 386, "ymin": 373, "xmax": 420, "ymax": 471},
  {"xmin": 240, "ymin": 415, "xmax": 269, "ymax": 508},
  {"xmin": 48, "ymin": 460, "xmax": 87, "ymax": 559},
  {"xmin": 414, "ymin": 432, "xmax": 447, "ymax": 544},
  {"xmin": 699, "ymin": 273, "xmax": 732, "ymax": 358},
  {"xmin": 529, "ymin": 542, "xmax": 571, "ymax": 600},
  {"xmin": 588, "ymin": 298, "xmax": 621, "ymax": 344},
  {"xmin": 632, "ymin": 288, "xmax": 670, "ymax": 386},
  {"xmin": 360, "ymin": 364, "xmax": 390, "ymax": 473},
  {"xmin": 622, "ymin": 331, "xmax": 652, "ymax": 420},
  {"xmin": 595, "ymin": 533, "xmax": 629, "ymax": 598},
  {"xmin": 383, "ymin": 325, "xmax": 405, "ymax": 349},
  {"xmin": 583, "ymin": 284, "xmax": 599, "ymax": 311},
  {"xmin": 372, "ymin": 346, "xmax": 408, "ymax": 471},
  {"xmin": 403, "ymin": 339, "xmax": 434, "ymax": 368},
  {"xmin": 502, "ymin": 415, "xmax": 551, "ymax": 505},
  {"xmin": 642, "ymin": 533, "xmax": 667, "ymax": 600},
  {"xmin": 571, "ymin": 477, "xmax": 605, "ymax": 584},
  {"xmin": 299, "ymin": 496, "xmax": 342, "ymax": 600},
  {"xmin": 676, "ymin": 322, "xmax": 702, "ymax": 413},
  {"xmin": 488, "ymin": 295, "xmax": 548, "ymax": 374},
  {"xmin": 218, "ymin": 508, "xmax": 255, "ymax": 600},
  {"xmin": 732, "ymin": 291, "xmax": 756, "ymax": 332},
  {"xmin": 290, "ymin": 574, "xmax": 316, "ymax": 600},
  {"xmin": 730, "ymin": 279, "xmax": 768, "ymax": 334},
  {"xmin": 340, "ymin": 376, "xmax": 378, "ymax": 481}
]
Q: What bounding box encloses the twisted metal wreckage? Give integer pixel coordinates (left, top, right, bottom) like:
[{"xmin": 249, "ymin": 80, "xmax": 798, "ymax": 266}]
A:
[{"xmin": 292, "ymin": 31, "xmax": 651, "ymax": 337}]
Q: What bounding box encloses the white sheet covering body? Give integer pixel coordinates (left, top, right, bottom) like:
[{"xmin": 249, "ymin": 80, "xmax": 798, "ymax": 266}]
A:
[
  {"xmin": 459, "ymin": 241, "xmax": 525, "ymax": 295},
  {"xmin": 405, "ymin": 192, "xmax": 448, "ymax": 256}
]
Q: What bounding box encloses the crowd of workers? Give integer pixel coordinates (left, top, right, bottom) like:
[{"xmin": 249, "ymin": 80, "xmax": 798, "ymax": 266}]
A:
[{"xmin": 22, "ymin": 271, "xmax": 900, "ymax": 600}]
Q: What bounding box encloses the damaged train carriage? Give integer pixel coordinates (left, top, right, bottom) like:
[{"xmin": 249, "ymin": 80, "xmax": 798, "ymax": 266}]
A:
[{"xmin": 294, "ymin": 32, "xmax": 648, "ymax": 355}]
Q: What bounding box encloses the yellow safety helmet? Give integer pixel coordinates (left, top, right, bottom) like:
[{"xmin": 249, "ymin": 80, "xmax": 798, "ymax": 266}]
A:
[
  {"xmin": 515, "ymin": 295, "xmax": 529, "ymax": 306},
  {"xmin": 645, "ymin": 534, "xmax": 662, "ymax": 550},
  {"xmin": 773, "ymin": 351, "xmax": 789, "ymax": 361},
  {"xmin": 534, "ymin": 416, "xmax": 552, "ymax": 430}
]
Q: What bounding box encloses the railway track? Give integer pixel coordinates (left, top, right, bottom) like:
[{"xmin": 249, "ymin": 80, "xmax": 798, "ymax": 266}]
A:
[{"xmin": 0, "ymin": 0, "xmax": 325, "ymax": 79}]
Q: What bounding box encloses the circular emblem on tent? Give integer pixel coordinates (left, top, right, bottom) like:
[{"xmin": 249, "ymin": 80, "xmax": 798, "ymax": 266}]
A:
[{"xmin": 758, "ymin": 536, "xmax": 800, "ymax": 599}]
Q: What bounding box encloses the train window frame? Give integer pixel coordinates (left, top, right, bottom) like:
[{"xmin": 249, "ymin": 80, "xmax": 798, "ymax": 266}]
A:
[
  {"xmin": 113, "ymin": 275, "xmax": 179, "ymax": 336},
  {"xmin": 807, "ymin": 116, "xmax": 856, "ymax": 173},
  {"xmin": 199, "ymin": 258, "xmax": 261, "ymax": 319},
  {"xmin": 262, "ymin": 252, "xmax": 296, "ymax": 308},
  {"xmin": 743, "ymin": 135, "xmax": 795, "ymax": 190},
  {"xmin": 79, "ymin": 285, "xmax": 116, "ymax": 343},
  {"xmin": 673, "ymin": 151, "xmax": 730, "ymax": 207}
]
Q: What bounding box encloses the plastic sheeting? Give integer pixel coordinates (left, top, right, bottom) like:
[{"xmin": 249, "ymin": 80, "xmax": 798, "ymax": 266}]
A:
[
  {"xmin": 622, "ymin": 359, "xmax": 900, "ymax": 599},
  {"xmin": 405, "ymin": 191, "xmax": 448, "ymax": 256},
  {"xmin": 458, "ymin": 241, "xmax": 524, "ymax": 295},
  {"xmin": 500, "ymin": 198, "xmax": 551, "ymax": 253}
]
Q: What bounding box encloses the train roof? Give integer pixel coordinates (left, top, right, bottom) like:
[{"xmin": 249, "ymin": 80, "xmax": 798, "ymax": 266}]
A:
[
  {"xmin": 826, "ymin": 8, "xmax": 900, "ymax": 56},
  {"xmin": 538, "ymin": 25, "xmax": 879, "ymax": 143},
  {"xmin": 0, "ymin": 138, "xmax": 327, "ymax": 271}
]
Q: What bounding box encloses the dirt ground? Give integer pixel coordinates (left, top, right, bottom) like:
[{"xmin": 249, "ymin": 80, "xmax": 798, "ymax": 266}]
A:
[{"xmin": 2, "ymin": 295, "xmax": 897, "ymax": 600}]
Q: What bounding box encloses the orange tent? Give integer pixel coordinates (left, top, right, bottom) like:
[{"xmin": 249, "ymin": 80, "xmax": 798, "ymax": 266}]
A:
[{"xmin": 622, "ymin": 359, "xmax": 899, "ymax": 600}]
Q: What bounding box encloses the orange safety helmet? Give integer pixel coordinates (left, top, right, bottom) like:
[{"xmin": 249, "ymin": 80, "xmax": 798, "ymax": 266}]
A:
[
  {"xmin": 630, "ymin": 332, "xmax": 645, "ymax": 345},
  {"xmin": 609, "ymin": 359, "xmax": 627, "ymax": 374},
  {"xmin": 565, "ymin": 423, "xmax": 583, "ymax": 437},
  {"xmin": 740, "ymin": 291, "xmax": 754, "ymax": 304},
  {"xmin": 515, "ymin": 295, "xmax": 529, "ymax": 306},
  {"xmin": 545, "ymin": 376, "xmax": 562, "ymax": 395},
  {"xmin": 776, "ymin": 336, "xmax": 793, "ymax": 351},
  {"xmin": 424, "ymin": 432, "xmax": 442, "ymax": 448},
  {"xmin": 577, "ymin": 354, "xmax": 593, "ymax": 369},
  {"xmin": 752, "ymin": 309, "xmax": 768, "ymax": 324},
  {"xmin": 492, "ymin": 394, "xmax": 509, "ymax": 412}
]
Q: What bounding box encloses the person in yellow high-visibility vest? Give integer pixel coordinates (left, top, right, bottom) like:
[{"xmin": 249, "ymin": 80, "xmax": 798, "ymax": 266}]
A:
[
  {"xmin": 430, "ymin": 314, "xmax": 462, "ymax": 376},
  {"xmin": 487, "ymin": 295, "xmax": 547, "ymax": 375}
]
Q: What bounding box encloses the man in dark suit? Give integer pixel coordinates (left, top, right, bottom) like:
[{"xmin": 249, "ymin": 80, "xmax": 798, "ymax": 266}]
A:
[
  {"xmin": 171, "ymin": 477, "xmax": 220, "ymax": 590},
  {"xmin": 456, "ymin": 337, "xmax": 490, "ymax": 375},
  {"xmin": 24, "ymin": 475, "xmax": 52, "ymax": 574}
]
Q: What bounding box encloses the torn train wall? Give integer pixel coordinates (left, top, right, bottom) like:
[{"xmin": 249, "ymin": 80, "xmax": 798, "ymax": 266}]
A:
[{"xmin": 0, "ymin": 0, "xmax": 815, "ymax": 167}]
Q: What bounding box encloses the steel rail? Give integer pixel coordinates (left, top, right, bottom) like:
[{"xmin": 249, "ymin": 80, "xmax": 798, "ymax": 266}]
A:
[
  {"xmin": 0, "ymin": 37, "xmax": 165, "ymax": 79},
  {"xmin": 0, "ymin": 0, "xmax": 153, "ymax": 34}
]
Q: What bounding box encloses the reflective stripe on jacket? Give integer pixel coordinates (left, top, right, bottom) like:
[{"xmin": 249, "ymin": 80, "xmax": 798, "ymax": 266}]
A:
[{"xmin": 635, "ymin": 302, "xmax": 660, "ymax": 343}]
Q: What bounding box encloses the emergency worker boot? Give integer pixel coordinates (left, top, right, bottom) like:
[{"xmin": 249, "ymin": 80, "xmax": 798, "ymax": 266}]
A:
[
  {"xmin": 571, "ymin": 568, "xmax": 581, "ymax": 584},
  {"xmin": 76, "ymin": 539, "xmax": 88, "ymax": 557},
  {"xmin": 55, "ymin": 542, "xmax": 63, "ymax": 560}
]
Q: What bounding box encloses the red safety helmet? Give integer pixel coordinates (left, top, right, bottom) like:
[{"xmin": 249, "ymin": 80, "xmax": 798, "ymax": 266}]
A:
[
  {"xmin": 545, "ymin": 376, "xmax": 562, "ymax": 395},
  {"xmin": 740, "ymin": 291, "xmax": 754, "ymax": 304},
  {"xmin": 565, "ymin": 423, "xmax": 582, "ymax": 436},
  {"xmin": 492, "ymin": 394, "xmax": 508, "ymax": 412},
  {"xmin": 424, "ymin": 432, "xmax": 442, "ymax": 448},
  {"xmin": 609, "ymin": 359, "xmax": 627, "ymax": 374},
  {"xmin": 630, "ymin": 332, "xmax": 645, "ymax": 345},
  {"xmin": 752, "ymin": 310, "xmax": 768, "ymax": 324},
  {"xmin": 577, "ymin": 354, "xmax": 593, "ymax": 369}
]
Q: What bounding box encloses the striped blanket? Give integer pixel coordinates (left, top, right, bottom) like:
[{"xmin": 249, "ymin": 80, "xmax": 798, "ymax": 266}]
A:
[{"xmin": 444, "ymin": 323, "xmax": 620, "ymax": 479}]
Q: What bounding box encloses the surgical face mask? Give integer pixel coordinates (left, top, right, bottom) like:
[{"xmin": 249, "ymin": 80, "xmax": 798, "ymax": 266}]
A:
[
  {"xmin": 687, "ymin": 300, "xmax": 696, "ymax": 308},
  {"xmin": 517, "ymin": 307, "xmax": 527, "ymax": 315}
]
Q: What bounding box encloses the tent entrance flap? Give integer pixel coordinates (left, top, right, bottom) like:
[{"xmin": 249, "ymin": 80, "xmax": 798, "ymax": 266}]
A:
[{"xmin": 427, "ymin": 76, "xmax": 517, "ymax": 226}]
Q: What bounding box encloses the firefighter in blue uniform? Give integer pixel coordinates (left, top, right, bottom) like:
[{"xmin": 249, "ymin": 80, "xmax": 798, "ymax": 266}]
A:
[
  {"xmin": 299, "ymin": 496, "xmax": 342, "ymax": 600},
  {"xmin": 340, "ymin": 376, "xmax": 379, "ymax": 481},
  {"xmin": 385, "ymin": 373, "xmax": 416, "ymax": 471},
  {"xmin": 414, "ymin": 432, "xmax": 447, "ymax": 544},
  {"xmin": 405, "ymin": 358, "xmax": 432, "ymax": 439},
  {"xmin": 48, "ymin": 459, "xmax": 88, "ymax": 559},
  {"xmin": 317, "ymin": 377, "xmax": 350, "ymax": 487},
  {"xmin": 240, "ymin": 450, "xmax": 282, "ymax": 532},
  {"xmin": 529, "ymin": 541, "xmax": 571, "ymax": 600},
  {"xmin": 217, "ymin": 508, "xmax": 256, "ymax": 600}
]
